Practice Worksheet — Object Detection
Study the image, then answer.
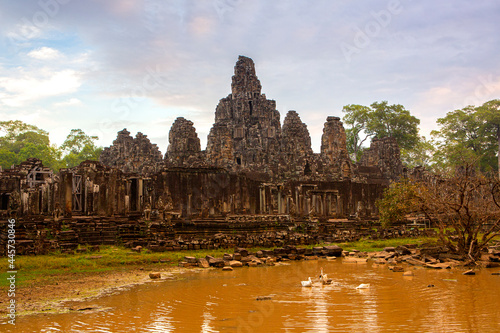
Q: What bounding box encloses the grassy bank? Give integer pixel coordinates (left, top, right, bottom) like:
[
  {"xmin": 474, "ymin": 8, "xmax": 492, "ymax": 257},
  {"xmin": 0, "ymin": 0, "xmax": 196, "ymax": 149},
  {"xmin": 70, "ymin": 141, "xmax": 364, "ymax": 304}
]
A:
[{"xmin": 0, "ymin": 236, "xmax": 437, "ymax": 289}]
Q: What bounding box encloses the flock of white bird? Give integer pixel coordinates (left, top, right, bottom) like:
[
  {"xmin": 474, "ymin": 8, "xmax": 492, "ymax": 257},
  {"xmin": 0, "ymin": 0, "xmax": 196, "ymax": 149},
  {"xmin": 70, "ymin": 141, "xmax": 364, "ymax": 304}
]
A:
[{"xmin": 301, "ymin": 267, "xmax": 370, "ymax": 290}]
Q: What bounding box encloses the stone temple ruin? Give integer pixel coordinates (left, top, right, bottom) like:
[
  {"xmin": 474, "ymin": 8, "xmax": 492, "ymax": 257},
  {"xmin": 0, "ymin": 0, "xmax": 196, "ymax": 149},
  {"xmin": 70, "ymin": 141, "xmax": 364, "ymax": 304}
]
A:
[{"xmin": 0, "ymin": 56, "xmax": 407, "ymax": 254}]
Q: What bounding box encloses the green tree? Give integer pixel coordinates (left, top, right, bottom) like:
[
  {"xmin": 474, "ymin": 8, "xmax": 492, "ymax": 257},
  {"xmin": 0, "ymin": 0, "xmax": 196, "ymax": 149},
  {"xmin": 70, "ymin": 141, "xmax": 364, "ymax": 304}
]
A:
[
  {"xmin": 0, "ymin": 120, "xmax": 49, "ymax": 143},
  {"xmin": 476, "ymin": 99, "xmax": 500, "ymax": 177},
  {"xmin": 17, "ymin": 143, "xmax": 63, "ymax": 170},
  {"xmin": 376, "ymin": 179, "xmax": 419, "ymax": 228},
  {"xmin": 400, "ymin": 136, "xmax": 436, "ymax": 169},
  {"xmin": 432, "ymin": 105, "xmax": 498, "ymax": 173},
  {"xmin": 342, "ymin": 101, "xmax": 421, "ymax": 162},
  {"xmin": 342, "ymin": 104, "xmax": 372, "ymax": 161},
  {"xmin": 368, "ymin": 101, "xmax": 420, "ymax": 150},
  {"xmin": 60, "ymin": 129, "xmax": 102, "ymax": 168},
  {"xmin": 0, "ymin": 149, "xmax": 17, "ymax": 170},
  {"xmin": 0, "ymin": 120, "xmax": 62, "ymax": 171}
]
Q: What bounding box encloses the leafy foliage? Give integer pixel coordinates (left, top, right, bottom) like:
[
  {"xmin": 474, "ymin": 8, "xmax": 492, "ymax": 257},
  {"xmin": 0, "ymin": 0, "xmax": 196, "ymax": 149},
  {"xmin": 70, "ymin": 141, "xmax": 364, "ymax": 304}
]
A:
[
  {"xmin": 0, "ymin": 121, "xmax": 102, "ymax": 171},
  {"xmin": 376, "ymin": 180, "xmax": 419, "ymax": 228},
  {"xmin": 60, "ymin": 129, "xmax": 102, "ymax": 168},
  {"xmin": 378, "ymin": 161, "xmax": 500, "ymax": 261},
  {"xmin": 432, "ymin": 101, "xmax": 500, "ymax": 174},
  {"xmin": 342, "ymin": 101, "xmax": 420, "ymax": 162},
  {"xmin": 400, "ymin": 136, "xmax": 436, "ymax": 169}
]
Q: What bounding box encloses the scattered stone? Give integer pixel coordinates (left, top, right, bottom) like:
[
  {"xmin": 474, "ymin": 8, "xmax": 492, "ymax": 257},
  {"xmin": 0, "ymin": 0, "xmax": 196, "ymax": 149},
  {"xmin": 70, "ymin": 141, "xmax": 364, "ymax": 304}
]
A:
[
  {"xmin": 222, "ymin": 266, "xmax": 233, "ymax": 271},
  {"xmin": 391, "ymin": 266, "xmax": 405, "ymax": 272},
  {"xmin": 403, "ymin": 271, "xmax": 414, "ymax": 276},
  {"xmin": 488, "ymin": 255, "xmax": 500, "ymax": 262},
  {"xmin": 131, "ymin": 246, "xmax": 142, "ymax": 253},
  {"xmin": 373, "ymin": 258, "xmax": 387, "ymax": 264},
  {"xmin": 229, "ymin": 260, "xmax": 243, "ymax": 268},
  {"xmin": 184, "ymin": 256, "xmax": 197, "ymax": 264},
  {"xmin": 265, "ymin": 258, "xmax": 275, "ymax": 266},
  {"xmin": 149, "ymin": 272, "xmax": 161, "ymax": 279},
  {"xmin": 484, "ymin": 262, "xmax": 500, "ymax": 268},
  {"xmin": 463, "ymin": 269, "xmax": 476, "ymax": 275},
  {"xmin": 198, "ymin": 258, "xmax": 210, "ymax": 268},
  {"xmin": 87, "ymin": 256, "xmax": 103, "ymax": 260},
  {"xmin": 237, "ymin": 248, "xmax": 249, "ymax": 257},
  {"xmin": 77, "ymin": 307, "xmax": 96, "ymax": 311},
  {"xmin": 344, "ymin": 257, "xmax": 367, "ymax": 264},
  {"xmin": 211, "ymin": 258, "xmax": 226, "ymax": 268},
  {"xmin": 425, "ymin": 262, "xmax": 451, "ymax": 269},
  {"xmin": 256, "ymin": 296, "xmax": 272, "ymax": 301},
  {"xmin": 396, "ymin": 246, "xmax": 412, "ymax": 255}
]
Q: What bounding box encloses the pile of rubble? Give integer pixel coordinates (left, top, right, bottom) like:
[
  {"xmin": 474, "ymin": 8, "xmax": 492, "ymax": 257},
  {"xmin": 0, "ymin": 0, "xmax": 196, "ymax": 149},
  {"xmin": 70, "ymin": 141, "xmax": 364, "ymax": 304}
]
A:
[
  {"xmin": 171, "ymin": 242, "xmax": 500, "ymax": 271},
  {"xmin": 350, "ymin": 243, "xmax": 500, "ymax": 269},
  {"xmin": 177, "ymin": 245, "xmax": 343, "ymax": 269}
]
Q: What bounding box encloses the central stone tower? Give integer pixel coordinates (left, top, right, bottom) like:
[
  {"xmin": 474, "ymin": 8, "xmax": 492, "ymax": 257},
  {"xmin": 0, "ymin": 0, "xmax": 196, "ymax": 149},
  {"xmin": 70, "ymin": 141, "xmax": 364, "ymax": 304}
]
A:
[{"xmin": 206, "ymin": 56, "xmax": 282, "ymax": 175}]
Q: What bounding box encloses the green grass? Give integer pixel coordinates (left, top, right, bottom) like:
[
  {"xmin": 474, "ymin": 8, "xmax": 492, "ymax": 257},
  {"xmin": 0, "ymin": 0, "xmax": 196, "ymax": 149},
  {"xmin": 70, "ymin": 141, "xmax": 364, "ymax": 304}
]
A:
[
  {"xmin": 0, "ymin": 245, "xmax": 268, "ymax": 288},
  {"xmin": 335, "ymin": 237, "xmax": 437, "ymax": 252}
]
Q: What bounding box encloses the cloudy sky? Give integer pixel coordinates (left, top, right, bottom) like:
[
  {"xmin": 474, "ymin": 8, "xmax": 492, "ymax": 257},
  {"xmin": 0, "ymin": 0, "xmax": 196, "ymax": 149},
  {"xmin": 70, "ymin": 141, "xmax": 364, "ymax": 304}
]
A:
[{"xmin": 1, "ymin": 0, "xmax": 499, "ymax": 153}]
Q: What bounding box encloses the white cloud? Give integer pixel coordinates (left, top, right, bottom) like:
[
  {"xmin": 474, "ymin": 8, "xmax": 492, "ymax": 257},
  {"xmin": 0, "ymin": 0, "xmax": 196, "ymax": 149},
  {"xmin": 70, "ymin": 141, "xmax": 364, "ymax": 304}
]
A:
[
  {"xmin": 28, "ymin": 47, "xmax": 62, "ymax": 60},
  {"xmin": 0, "ymin": 69, "xmax": 82, "ymax": 107},
  {"xmin": 54, "ymin": 97, "xmax": 82, "ymax": 107}
]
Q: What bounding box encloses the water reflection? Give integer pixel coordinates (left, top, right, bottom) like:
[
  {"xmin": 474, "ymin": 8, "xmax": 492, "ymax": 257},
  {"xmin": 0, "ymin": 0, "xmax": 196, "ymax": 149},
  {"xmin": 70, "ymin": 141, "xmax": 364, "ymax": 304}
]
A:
[{"xmin": 4, "ymin": 260, "xmax": 500, "ymax": 332}]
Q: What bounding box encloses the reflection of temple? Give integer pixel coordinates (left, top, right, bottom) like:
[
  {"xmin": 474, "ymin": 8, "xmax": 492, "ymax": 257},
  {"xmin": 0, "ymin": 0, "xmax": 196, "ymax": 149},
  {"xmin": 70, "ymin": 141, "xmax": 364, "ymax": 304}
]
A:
[{"xmin": 0, "ymin": 56, "xmax": 402, "ymax": 220}]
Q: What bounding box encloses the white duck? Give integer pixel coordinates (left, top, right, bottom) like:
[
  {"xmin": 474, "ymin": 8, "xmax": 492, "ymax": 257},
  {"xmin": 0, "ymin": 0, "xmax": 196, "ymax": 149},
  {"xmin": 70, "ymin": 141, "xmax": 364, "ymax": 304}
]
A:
[
  {"xmin": 301, "ymin": 277, "xmax": 313, "ymax": 287},
  {"xmin": 319, "ymin": 267, "xmax": 333, "ymax": 285},
  {"xmin": 356, "ymin": 283, "xmax": 370, "ymax": 289}
]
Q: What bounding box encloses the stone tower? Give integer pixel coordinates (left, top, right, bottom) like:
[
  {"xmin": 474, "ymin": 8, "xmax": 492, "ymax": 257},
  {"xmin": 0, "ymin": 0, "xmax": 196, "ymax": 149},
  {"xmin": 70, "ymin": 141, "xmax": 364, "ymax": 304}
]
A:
[
  {"xmin": 280, "ymin": 110, "xmax": 314, "ymax": 176},
  {"xmin": 206, "ymin": 56, "xmax": 282, "ymax": 174},
  {"xmin": 99, "ymin": 128, "xmax": 163, "ymax": 175},
  {"xmin": 360, "ymin": 137, "xmax": 403, "ymax": 180},
  {"xmin": 165, "ymin": 117, "xmax": 204, "ymax": 167},
  {"xmin": 320, "ymin": 116, "xmax": 352, "ymax": 178}
]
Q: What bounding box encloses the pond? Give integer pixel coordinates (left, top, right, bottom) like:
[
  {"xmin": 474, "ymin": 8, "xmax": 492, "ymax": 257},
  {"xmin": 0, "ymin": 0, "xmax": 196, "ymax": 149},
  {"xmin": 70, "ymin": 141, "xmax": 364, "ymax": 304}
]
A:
[{"xmin": 4, "ymin": 259, "xmax": 500, "ymax": 332}]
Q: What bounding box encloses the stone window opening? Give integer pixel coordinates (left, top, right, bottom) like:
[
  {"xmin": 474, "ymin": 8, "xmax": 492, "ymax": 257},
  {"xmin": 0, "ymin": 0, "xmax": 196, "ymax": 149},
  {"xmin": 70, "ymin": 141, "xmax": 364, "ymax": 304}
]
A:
[
  {"xmin": 249, "ymin": 101, "xmax": 253, "ymax": 116},
  {"xmin": 0, "ymin": 194, "xmax": 9, "ymax": 210},
  {"xmin": 236, "ymin": 157, "xmax": 242, "ymax": 165},
  {"xmin": 304, "ymin": 162, "xmax": 312, "ymax": 176}
]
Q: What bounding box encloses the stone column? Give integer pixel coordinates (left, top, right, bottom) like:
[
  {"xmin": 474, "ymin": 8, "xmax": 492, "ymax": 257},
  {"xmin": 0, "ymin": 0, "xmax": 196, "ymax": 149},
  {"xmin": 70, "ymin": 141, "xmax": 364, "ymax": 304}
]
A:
[
  {"xmin": 259, "ymin": 187, "xmax": 266, "ymax": 214},
  {"xmin": 187, "ymin": 194, "xmax": 192, "ymax": 216},
  {"xmin": 277, "ymin": 189, "xmax": 282, "ymax": 214}
]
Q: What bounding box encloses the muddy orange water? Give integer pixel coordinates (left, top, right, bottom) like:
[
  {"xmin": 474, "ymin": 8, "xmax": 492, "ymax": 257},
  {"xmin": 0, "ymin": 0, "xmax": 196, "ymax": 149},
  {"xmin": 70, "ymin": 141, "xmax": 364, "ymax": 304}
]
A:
[{"xmin": 4, "ymin": 259, "xmax": 500, "ymax": 332}]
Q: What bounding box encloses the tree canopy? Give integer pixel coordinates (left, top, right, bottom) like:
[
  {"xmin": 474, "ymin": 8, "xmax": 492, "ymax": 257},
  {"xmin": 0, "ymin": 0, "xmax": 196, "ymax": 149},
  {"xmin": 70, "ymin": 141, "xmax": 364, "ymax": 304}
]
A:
[
  {"xmin": 342, "ymin": 101, "xmax": 420, "ymax": 161},
  {"xmin": 432, "ymin": 100, "xmax": 500, "ymax": 174},
  {"xmin": 0, "ymin": 121, "xmax": 102, "ymax": 171}
]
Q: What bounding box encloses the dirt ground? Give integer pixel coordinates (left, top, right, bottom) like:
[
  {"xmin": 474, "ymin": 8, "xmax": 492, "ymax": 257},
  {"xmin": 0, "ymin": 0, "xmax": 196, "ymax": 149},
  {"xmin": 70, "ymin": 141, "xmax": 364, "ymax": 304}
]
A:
[{"xmin": 0, "ymin": 265, "xmax": 186, "ymax": 316}]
